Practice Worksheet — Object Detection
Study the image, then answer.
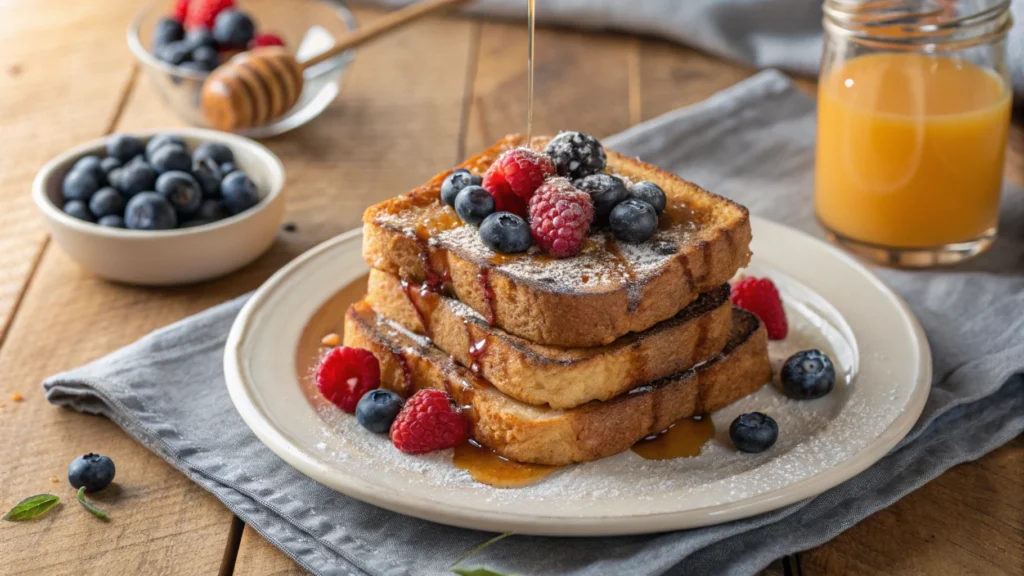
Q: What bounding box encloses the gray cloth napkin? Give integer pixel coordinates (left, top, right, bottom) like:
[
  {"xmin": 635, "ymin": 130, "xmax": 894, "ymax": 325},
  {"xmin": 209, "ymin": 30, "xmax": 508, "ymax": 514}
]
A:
[
  {"xmin": 357, "ymin": 0, "xmax": 1024, "ymax": 97},
  {"xmin": 45, "ymin": 71, "xmax": 1024, "ymax": 576}
]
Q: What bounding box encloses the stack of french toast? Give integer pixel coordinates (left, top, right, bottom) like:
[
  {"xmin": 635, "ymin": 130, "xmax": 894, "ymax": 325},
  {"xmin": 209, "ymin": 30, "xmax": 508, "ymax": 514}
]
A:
[{"xmin": 344, "ymin": 133, "xmax": 772, "ymax": 466}]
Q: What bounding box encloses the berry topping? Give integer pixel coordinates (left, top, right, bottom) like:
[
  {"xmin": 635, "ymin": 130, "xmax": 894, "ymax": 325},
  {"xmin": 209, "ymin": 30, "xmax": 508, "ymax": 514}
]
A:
[
  {"xmin": 628, "ymin": 181, "xmax": 667, "ymax": 214},
  {"xmin": 781, "ymin": 350, "xmax": 836, "ymax": 400},
  {"xmin": 390, "ymin": 389, "xmax": 468, "ymax": 454},
  {"xmin": 730, "ymin": 277, "xmax": 788, "ymax": 340},
  {"xmin": 63, "ymin": 200, "xmax": 95, "ymax": 223},
  {"xmin": 479, "ymin": 212, "xmax": 532, "ymax": 254},
  {"xmin": 125, "ymin": 192, "xmax": 178, "ymax": 230},
  {"xmin": 156, "ymin": 171, "xmax": 203, "ymax": 217},
  {"xmin": 356, "ymin": 389, "xmax": 404, "ymax": 434},
  {"xmin": 212, "ymin": 9, "xmax": 255, "ymax": 48},
  {"xmin": 184, "ymin": 0, "xmax": 234, "ymax": 31},
  {"xmin": 315, "ymin": 346, "xmax": 381, "ymax": 414},
  {"xmin": 220, "ymin": 171, "xmax": 260, "ymax": 214},
  {"xmin": 441, "ymin": 169, "xmax": 480, "ymax": 208},
  {"xmin": 574, "ymin": 173, "xmax": 627, "ymax": 224},
  {"xmin": 249, "ymin": 32, "xmax": 285, "ymax": 49},
  {"xmin": 106, "ymin": 134, "xmax": 144, "ymax": 163},
  {"xmin": 454, "ymin": 185, "xmax": 496, "ymax": 226},
  {"xmin": 545, "ymin": 131, "xmax": 606, "ymax": 180},
  {"xmin": 729, "ymin": 412, "xmax": 778, "ymax": 453},
  {"xmin": 609, "ymin": 198, "xmax": 658, "ymax": 244},
  {"xmin": 528, "ymin": 178, "xmax": 595, "ymax": 258},
  {"xmin": 88, "ymin": 187, "xmax": 125, "ymax": 219},
  {"xmin": 194, "ymin": 141, "xmax": 235, "ymax": 165},
  {"xmin": 68, "ymin": 453, "xmax": 116, "ymax": 493},
  {"xmin": 485, "ymin": 148, "xmax": 555, "ymax": 202}
]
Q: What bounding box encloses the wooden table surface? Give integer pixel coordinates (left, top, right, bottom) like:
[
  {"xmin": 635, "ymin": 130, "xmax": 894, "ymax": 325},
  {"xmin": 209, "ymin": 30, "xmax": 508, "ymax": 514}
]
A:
[{"xmin": 0, "ymin": 2, "xmax": 1021, "ymax": 575}]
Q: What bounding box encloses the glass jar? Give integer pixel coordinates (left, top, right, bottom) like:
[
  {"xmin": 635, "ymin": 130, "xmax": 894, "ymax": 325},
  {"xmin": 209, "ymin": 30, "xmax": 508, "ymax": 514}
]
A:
[{"xmin": 815, "ymin": 0, "xmax": 1013, "ymax": 267}]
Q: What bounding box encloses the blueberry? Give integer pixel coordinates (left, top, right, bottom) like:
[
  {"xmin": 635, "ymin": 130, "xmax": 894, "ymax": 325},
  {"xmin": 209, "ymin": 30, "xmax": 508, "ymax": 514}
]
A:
[
  {"xmin": 156, "ymin": 171, "xmax": 203, "ymax": 217},
  {"xmin": 99, "ymin": 157, "xmax": 122, "ymax": 174},
  {"xmin": 628, "ymin": 181, "xmax": 667, "ymax": 215},
  {"xmin": 68, "ymin": 453, "xmax": 116, "ymax": 493},
  {"xmin": 98, "ymin": 215, "xmax": 125, "ymax": 228},
  {"xmin": 194, "ymin": 142, "xmax": 235, "ymax": 166},
  {"xmin": 220, "ymin": 171, "xmax": 259, "ymax": 214},
  {"xmin": 152, "ymin": 17, "xmax": 184, "ymax": 48},
  {"xmin": 184, "ymin": 27, "xmax": 216, "ymax": 51},
  {"xmin": 454, "ymin": 185, "xmax": 495, "ymax": 226},
  {"xmin": 149, "ymin": 144, "xmax": 192, "ymax": 174},
  {"xmin": 62, "ymin": 168, "xmax": 101, "ymax": 202},
  {"xmin": 356, "ymin": 389, "xmax": 404, "ymax": 434},
  {"xmin": 190, "ymin": 46, "xmax": 219, "ymax": 71},
  {"xmin": 545, "ymin": 131, "xmax": 606, "ymax": 180},
  {"xmin": 125, "ymin": 192, "xmax": 178, "ymax": 230},
  {"xmin": 479, "ymin": 212, "xmax": 531, "ymax": 254},
  {"xmin": 116, "ymin": 159, "xmax": 157, "ymax": 198},
  {"xmin": 212, "ymin": 9, "xmax": 256, "ymax": 48},
  {"xmin": 89, "ymin": 187, "xmax": 126, "ymax": 218},
  {"xmin": 72, "ymin": 155, "xmax": 106, "ymax": 184},
  {"xmin": 63, "ymin": 200, "xmax": 95, "ymax": 223},
  {"xmin": 219, "ymin": 162, "xmax": 237, "ymax": 176},
  {"xmin": 441, "ymin": 169, "xmax": 479, "ymax": 208},
  {"xmin": 106, "ymin": 134, "xmax": 144, "ymax": 163},
  {"xmin": 781, "ymin": 350, "xmax": 836, "ymax": 400},
  {"xmin": 574, "ymin": 173, "xmax": 627, "ymax": 224},
  {"xmin": 729, "ymin": 412, "xmax": 778, "ymax": 453},
  {"xmin": 609, "ymin": 199, "xmax": 658, "ymax": 243},
  {"xmin": 145, "ymin": 134, "xmax": 187, "ymax": 160},
  {"xmin": 156, "ymin": 40, "xmax": 191, "ymax": 65},
  {"xmin": 192, "ymin": 158, "xmax": 223, "ymax": 196},
  {"xmin": 197, "ymin": 199, "xmax": 230, "ymax": 221}
]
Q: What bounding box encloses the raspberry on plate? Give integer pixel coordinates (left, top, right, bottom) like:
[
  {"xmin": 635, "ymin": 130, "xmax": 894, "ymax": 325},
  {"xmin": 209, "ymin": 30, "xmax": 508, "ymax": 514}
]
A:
[
  {"xmin": 528, "ymin": 178, "xmax": 595, "ymax": 258},
  {"xmin": 482, "ymin": 148, "xmax": 554, "ymax": 215},
  {"xmin": 315, "ymin": 346, "xmax": 381, "ymax": 413},
  {"xmin": 184, "ymin": 0, "xmax": 235, "ymax": 30},
  {"xmin": 390, "ymin": 390, "xmax": 468, "ymax": 454},
  {"xmin": 730, "ymin": 277, "xmax": 788, "ymax": 340}
]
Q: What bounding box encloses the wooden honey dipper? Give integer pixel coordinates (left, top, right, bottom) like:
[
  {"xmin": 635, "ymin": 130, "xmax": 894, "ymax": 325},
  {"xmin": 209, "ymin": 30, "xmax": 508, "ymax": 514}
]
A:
[{"xmin": 201, "ymin": 0, "xmax": 472, "ymax": 132}]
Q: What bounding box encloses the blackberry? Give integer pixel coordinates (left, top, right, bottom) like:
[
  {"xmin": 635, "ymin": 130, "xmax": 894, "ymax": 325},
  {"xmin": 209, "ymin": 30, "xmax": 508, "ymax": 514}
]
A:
[
  {"xmin": 574, "ymin": 173, "xmax": 627, "ymax": 224},
  {"xmin": 545, "ymin": 131, "xmax": 606, "ymax": 180}
]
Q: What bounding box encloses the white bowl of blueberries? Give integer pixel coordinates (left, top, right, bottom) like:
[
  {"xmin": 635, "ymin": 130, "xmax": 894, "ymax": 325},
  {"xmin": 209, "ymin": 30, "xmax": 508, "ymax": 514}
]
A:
[{"xmin": 33, "ymin": 129, "xmax": 285, "ymax": 286}]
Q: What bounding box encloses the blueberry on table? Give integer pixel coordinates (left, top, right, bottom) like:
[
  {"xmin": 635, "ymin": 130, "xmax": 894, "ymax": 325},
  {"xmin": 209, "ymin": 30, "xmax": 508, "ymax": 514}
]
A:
[
  {"xmin": 192, "ymin": 159, "xmax": 223, "ymax": 196},
  {"xmin": 152, "ymin": 16, "xmax": 184, "ymax": 49},
  {"xmin": 356, "ymin": 389, "xmax": 404, "ymax": 434},
  {"xmin": 62, "ymin": 168, "xmax": 101, "ymax": 202},
  {"xmin": 145, "ymin": 134, "xmax": 186, "ymax": 160},
  {"xmin": 479, "ymin": 212, "xmax": 532, "ymax": 254},
  {"xmin": 99, "ymin": 156, "xmax": 122, "ymax": 174},
  {"xmin": 106, "ymin": 134, "xmax": 144, "ymax": 163},
  {"xmin": 68, "ymin": 453, "xmax": 115, "ymax": 493},
  {"xmin": 149, "ymin": 144, "xmax": 192, "ymax": 174},
  {"xmin": 441, "ymin": 169, "xmax": 479, "ymax": 208},
  {"xmin": 194, "ymin": 141, "xmax": 235, "ymax": 166},
  {"xmin": 609, "ymin": 198, "xmax": 658, "ymax": 243},
  {"xmin": 220, "ymin": 171, "xmax": 259, "ymax": 214},
  {"xmin": 98, "ymin": 215, "xmax": 125, "ymax": 228},
  {"xmin": 454, "ymin": 185, "xmax": 496, "ymax": 226},
  {"xmin": 197, "ymin": 199, "xmax": 230, "ymax": 222},
  {"xmin": 125, "ymin": 192, "xmax": 178, "ymax": 230},
  {"xmin": 574, "ymin": 173, "xmax": 627, "ymax": 224},
  {"xmin": 156, "ymin": 171, "xmax": 203, "ymax": 217},
  {"xmin": 781, "ymin": 349, "xmax": 836, "ymax": 400},
  {"xmin": 628, "ymin": 181, "xmax": 667, "ymax": 215},
  {"xmin": 729, "ymin": 412, "xmax": 778, "ymax": 453},
  {"xmin": 212, "ymin": 9, "xmax": 256, "ymax": 48},
  {"xmin": 63, "ymin": 200, "xmax": 95, "ymax": 223},
  {"xmin": 88, "ymin": 187, "xmax": 126, "ymax": 218},
  {"xmin": 72, "ymin": 155, "xmax": 106, "ymax": 184},
  {"xmin": 190, "ymin": 46, "xmax": 219, "ymax": 72},
  {"xmin": 116, "ymin": 159, "xmax": 157, "ymax": 198}
]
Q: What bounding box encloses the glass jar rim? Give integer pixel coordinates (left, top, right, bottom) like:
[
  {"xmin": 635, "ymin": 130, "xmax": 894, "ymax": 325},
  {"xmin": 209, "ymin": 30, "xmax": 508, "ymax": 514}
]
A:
[{"xmin": 823, "ymin": 0, "xmax": 1012, "ymax": 50}]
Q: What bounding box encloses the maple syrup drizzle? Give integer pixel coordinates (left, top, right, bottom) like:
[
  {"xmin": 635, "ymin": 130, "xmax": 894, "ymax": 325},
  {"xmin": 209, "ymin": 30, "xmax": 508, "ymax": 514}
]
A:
[
  {"xmin": 392, "ymin": 349, "xmax": 414, "ymax": 395},
  {"xmin": 400, "ymin": 279, "xmax": 441, "ymax": 337},
  {"xmin": 526, "ymin": 0, "xmax": 536, "ymax": 142},
  {"xmin": 468, "ymin": 335, "xmax": 490, "ymax": 374},
  {"xmin": 603, "ymin": 235, "xmax": 636, "ymax": 282},
  {"xmin": 631, "ymin": 416, "xmax": 715, "ymax": 460},
  {"xmin": 477, "ymin": 268, "xmax": 497, "ymax": 325},
  {"xmin": 454, "ymin": 440, "xmax": 559, "ymax": 488}
]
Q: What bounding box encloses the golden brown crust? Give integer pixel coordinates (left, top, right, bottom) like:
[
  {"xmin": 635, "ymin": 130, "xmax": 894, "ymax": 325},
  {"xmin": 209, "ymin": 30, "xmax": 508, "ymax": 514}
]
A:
[
  {"xmin": 344, "ymin": 302, "xmax": 772, "ymax": 465},
  {"xmin": 362, "ymin": 135, "xmax": 752, "ymax": 348}
]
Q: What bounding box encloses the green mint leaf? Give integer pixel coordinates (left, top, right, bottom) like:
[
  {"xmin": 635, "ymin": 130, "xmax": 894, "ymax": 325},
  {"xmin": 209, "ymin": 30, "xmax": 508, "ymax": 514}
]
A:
[
  {"xmin": 76, "ymin": 487, "xmax": 109, "ymax": 520},
  {"xmin": 452, "ymin": 568, "xmax": 515, "ymax": 576},
  {"xmin": 3, "ymin": 494, "xmax": 60, "ymax": 521},
  {"xmin": 450, "ymin": 532, "xmax": 515, "ymax": 576}
]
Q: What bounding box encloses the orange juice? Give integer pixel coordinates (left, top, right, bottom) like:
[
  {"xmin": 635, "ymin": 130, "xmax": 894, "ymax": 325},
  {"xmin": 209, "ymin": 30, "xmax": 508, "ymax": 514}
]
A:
[{"xmin": 815, "ymin": 53, "xmax": 1011, "ymax": 248}]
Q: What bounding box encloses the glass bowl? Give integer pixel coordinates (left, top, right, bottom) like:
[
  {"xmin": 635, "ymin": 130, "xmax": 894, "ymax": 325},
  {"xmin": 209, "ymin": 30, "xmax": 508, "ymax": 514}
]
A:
[{"xmin": 128, "ymin": 0, "xmax": 357, "ymax": 138}]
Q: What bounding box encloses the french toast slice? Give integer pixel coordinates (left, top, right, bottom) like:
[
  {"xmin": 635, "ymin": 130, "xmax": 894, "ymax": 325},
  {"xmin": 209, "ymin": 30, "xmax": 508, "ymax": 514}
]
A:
[
  {"xmin": 364, "ymin": 268, "xmax": 733, "ymax": 409},
  {"xmin": 362, "ymin": 134, "xmax": 752, "ymax": 348},
  {"xmin": 344, "ymin": 302, "xmax": 771, "ymax": 466}
]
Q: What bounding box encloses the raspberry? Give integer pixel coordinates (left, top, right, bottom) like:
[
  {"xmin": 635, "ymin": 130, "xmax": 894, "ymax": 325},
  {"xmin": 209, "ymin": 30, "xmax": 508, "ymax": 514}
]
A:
[
  {"xmin": 172, "ymin": 0, "xmax": 191, "ymax": 22},
  {"xmin": 249, "ymin": 32, "xmax": 285, "ymax": 49},
  {"xmin": 482, "ymin": 148, "xmax": 554, "ymax": 216},
  {"xmin": 731, "ymin": 277, "xmax": 788, "ymax": 340},
  {"xmin": 184, "ymin": 0, "xmax": 234, "ymax": 30},
  {"xmin": 315, "ymin": 346, "xmax": 381, "ymax": 413},
  {"xmin": 528, "ymin": 178, "xmax": 595, "ymax": 258},
  {"xmin": 390, "ymin": 390, "xmax": 468, "ymax": 454}
]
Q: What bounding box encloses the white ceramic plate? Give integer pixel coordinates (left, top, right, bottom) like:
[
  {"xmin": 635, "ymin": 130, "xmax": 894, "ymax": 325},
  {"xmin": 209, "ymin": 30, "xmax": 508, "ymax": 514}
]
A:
[{"xmin": 224, "ymin": 217, "xmax": 931, "ymax": 536}]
